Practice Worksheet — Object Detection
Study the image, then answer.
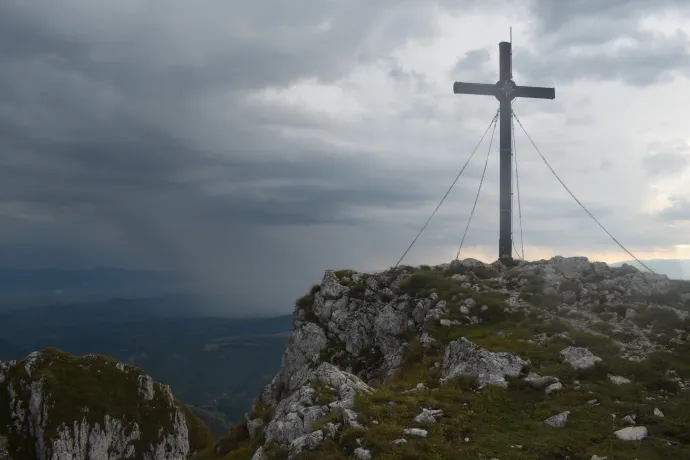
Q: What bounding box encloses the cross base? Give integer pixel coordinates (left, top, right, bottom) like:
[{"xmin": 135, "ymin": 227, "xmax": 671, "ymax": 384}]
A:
[{"xmin": 498, "ymin": 255, "xmax": 518, "ymax": 268}]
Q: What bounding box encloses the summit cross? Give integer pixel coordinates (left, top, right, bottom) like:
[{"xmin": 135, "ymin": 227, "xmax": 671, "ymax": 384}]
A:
[{"xmin": 453, "ymin": 41, "xmax": 555, "ymax": 264}]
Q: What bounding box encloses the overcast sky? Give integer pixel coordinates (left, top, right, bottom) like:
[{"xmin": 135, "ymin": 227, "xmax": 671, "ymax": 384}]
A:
[{"xmin": 1, "ymin": 0, "xmax": 689, "ymax": 314}]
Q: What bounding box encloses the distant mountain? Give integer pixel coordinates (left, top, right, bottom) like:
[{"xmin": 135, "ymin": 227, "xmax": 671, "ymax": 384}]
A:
[
  {"xmin": 0, "ymin": 299, "xmax": 292, "ymax": 437},
  {"xmin": 611, "ymin": 259, "xmax": 690, "ymax": 280},
  {"xmin": 0, "ymin": 267, "xmax": 190, "ymax": 311}
]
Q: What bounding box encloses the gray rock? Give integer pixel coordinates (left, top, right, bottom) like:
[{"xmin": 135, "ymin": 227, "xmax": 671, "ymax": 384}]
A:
[
  {"xmin": 560, "ymin": 347, "xmax": 603, "ymax": 370},
  {"xmin": 614, "ymin": 426, "xmax": 648, "ymax": 441},
  {"xmin": 413, "ymin": 408, "xmax": 443, "ymax": 424},
  {"xmin": 544, "ymin": 411, "xmax": 570, "ymax": 428},
  {"xmin": 608, "ymin": 374, "xmax": 631, "ymax": 385},
  {"xmin": 621, "ymin": 415, "xmax": 636, "ymax": 426},
  {"xmin": 442, "ymin": 338, "xmax": 526, "ymax": 389},
  {"xmin": 522, "ymin": 372, "xmax": 559, "ymax": 389},
  {"xmin": 246, "ymin": 417, "xmax": 265, "ymax": 438},
  {"xmin": 251, "ymin": 446, "xmax": 267, "ymax": 460},
  {"xmin": 403, "ymin": 428, "xmax": 428, "ymax": 438},
  {"xmin": 289, "ymin": 430, "xmax": 324, "ymax": 457},
  {"xmin": 420, "ymin": 332, "xmax": 437, "ymax": 348},
  {"xmin": 439, "ymin": 318, "xmax": 461, "ymax": 327},
  {"xmin": 264, "ymin": 363, "xmax": 373, "ymax": 445},
  {"xmin": 545, "ymin": 382, "xmax": 563, "ymax": 395},
  {"xmin": 353, "ymin": 447, "xmax": 372, "ymax": 460}
]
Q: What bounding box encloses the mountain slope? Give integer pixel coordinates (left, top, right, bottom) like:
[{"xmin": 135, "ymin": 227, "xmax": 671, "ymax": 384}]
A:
[
  {"xmin": 0, "ymin": 348, "xmax": 214, "ymax": 459},
  {"xmin": 0, "ymin": 309, "xmax": 292, "ymax": 437},
  {"xmin": 204, "ymin": 257, "xmax": 690, "ymax": 460}
]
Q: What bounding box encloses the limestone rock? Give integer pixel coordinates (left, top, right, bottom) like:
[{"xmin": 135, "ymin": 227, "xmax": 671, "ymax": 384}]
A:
[
  {"xmin": 442, "ymin": 338, "xmax": 526, "ymax": 389},
  {"xmin": 545, "ymin": 382, "xmax": 563, "ymax": 395},
  {"xmin": 522, "ymin": 372, "xmax": 559, "ymax": 389},
  {"xmin": 353, "ymin": 447, "xmax": 372, "ymax": 459},
  {"xmin": 544, "ymin": 411, "xmax": 570, "ymax": 428},
  {"xmin": 621, "ymin": 415, "xmax": 636, "ymax": 426},
  {"xmin": 0, "ymin": 349, "xmax": 210, "ymax": 460},
  {"xmin": 263, "ymin": 363, "xmax": 373, "ymax": 446},
  {"xmin": 289, "ymin": 430, "xmax": 324, "ymax": 458},
  {"xmin": 560, "ymin": 347, "xmax": 603, "ymax": 370},
  {"xmin": 614, "ymin": 426, "xmax": 648, "ymax": 441},
  {"xmin": 608, "ymin": 374, "xmax": 632, "ymax": 385},
  {"xmin": 403, "ymin": 428, "xmax": 428, "ymax": 438},
  {"xmin": 413, "ymin": 408, "xmax": 443, "ymax": 424}
]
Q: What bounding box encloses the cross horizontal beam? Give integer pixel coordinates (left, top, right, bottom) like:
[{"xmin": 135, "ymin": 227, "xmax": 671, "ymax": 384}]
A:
[
  {"xmin": 452, "ymin": 82, "xmax": 495, "ymax": 97},
  {"xmin": 515, "ymin": 85, "xmax": 555, "ymax": 100},
  {"xmin": 453, "ymin": 82, "xmax": 555, "ymax": 100}
]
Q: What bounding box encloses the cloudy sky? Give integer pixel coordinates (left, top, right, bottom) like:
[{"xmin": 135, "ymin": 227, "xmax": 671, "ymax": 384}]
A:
[{"xmin": 1, "ymin": 0, "xmax": 689, "ymax": 314}]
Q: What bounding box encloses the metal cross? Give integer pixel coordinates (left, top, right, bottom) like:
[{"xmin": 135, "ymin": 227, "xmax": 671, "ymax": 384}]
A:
[{"xmin": 453, "ymin": 41, "xmax": 555, "ymax": 263}]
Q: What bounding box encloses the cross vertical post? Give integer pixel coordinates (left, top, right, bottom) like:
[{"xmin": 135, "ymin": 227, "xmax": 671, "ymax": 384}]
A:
[{"xmin": 453, "ymin": 41, "xmax": 555, "ymax": 264}]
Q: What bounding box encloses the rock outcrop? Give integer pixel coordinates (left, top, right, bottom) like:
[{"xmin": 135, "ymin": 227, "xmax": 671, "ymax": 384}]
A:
[
  {"xmin": 205, "ymin": 256, "xmax": 690, "ymax": 459},
  {"xmin": 0, "ymin": 348, "xmax": 213, "ymax": 460}
]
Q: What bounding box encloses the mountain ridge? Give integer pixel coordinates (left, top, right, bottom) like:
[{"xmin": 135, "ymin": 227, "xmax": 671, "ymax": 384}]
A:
[
  {"xmin": 611, "ymin": 259, "xmax": 690, "ymax": 281},
  {"xmin": 205, "ymin": 256, "xmax": 690, "ymax": 459}
]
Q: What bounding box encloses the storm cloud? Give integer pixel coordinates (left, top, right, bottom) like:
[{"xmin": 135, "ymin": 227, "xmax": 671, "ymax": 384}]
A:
[{"xmin": 1, "ymin": 0, "xmax": 689, "ymax": 314}]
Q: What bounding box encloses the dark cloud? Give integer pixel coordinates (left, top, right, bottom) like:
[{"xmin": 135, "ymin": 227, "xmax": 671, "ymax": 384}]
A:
[
  {"xmin": 517, "ymin": 0, "xmax": 690, "ymax": 86},
  {"xmin": 0, "ymin": 0, "xmax": 498, "ymax": 315},
  {"xmin": 0, "ymin": 0, "xmax": 686, "ymax": 315}
]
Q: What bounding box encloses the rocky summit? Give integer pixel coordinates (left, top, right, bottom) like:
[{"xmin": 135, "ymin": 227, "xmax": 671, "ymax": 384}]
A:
[
  {"xmin": 0, "ymin": 348, "xmax": 214, "ymax": 460},
  {"xmin": 204, "ymin": 256, "xmax": 690, "ymax": 460}
]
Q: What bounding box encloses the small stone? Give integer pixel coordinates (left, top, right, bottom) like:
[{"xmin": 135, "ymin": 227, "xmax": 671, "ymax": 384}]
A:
[
  {"xmin": 653, "ymin": 408, "xmax": 664, "ymax": 418},
  {"xmin": 392, "ymin": 438, "xmax": 407, "ymax": 445},
  {"xmin": 403, "ymin": 428, "xmax": 428, "ymax": 438},
  {"xmin": 522, "ymin": 372, "xmax": 559, "ymax": 389},
  {"xmin": 544, "ymin": 411, "xmax": 569, "ymax": 428},
  {"xmin": 621, "ymin": 415, "xmax": 636, "ymax": 426},
  {"xmin": 439, "ymin": 319, "xmax": 461, "ymax": 327},
  {"xmin": 545, "ymin": 382, "xmax": 563, "ymax": 395},
  {"xmin": 607, "ymin": 374, "xmax": 632, "ymax": 385},
  {"xmin": 353, "ymin": 447, "xmax": 372, "ymax": 460},
  {"xmin": 413, "ymin": 408, "xmax": 443, "ymax": 424},
  {"xmin": 614, "ymin": 426, "xmax": 648, "ymax": 441},
  {"xmin": 591, "ymin": 456, "xmax": 608, "ymax": 460},
  {"xmin": 560, "ymin": 347, "xmax": 602, "ymax": 370}
]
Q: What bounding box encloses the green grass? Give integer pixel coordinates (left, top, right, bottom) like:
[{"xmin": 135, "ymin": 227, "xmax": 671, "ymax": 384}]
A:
[{"xmin": 296, "ymin": 320, "xmax": 690, "ymax": 459}]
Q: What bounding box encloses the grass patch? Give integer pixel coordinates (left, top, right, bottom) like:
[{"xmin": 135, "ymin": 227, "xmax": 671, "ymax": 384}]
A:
[{"xmin": 300, "ymin": 326, "xmax": 690, "ymax": 459}]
